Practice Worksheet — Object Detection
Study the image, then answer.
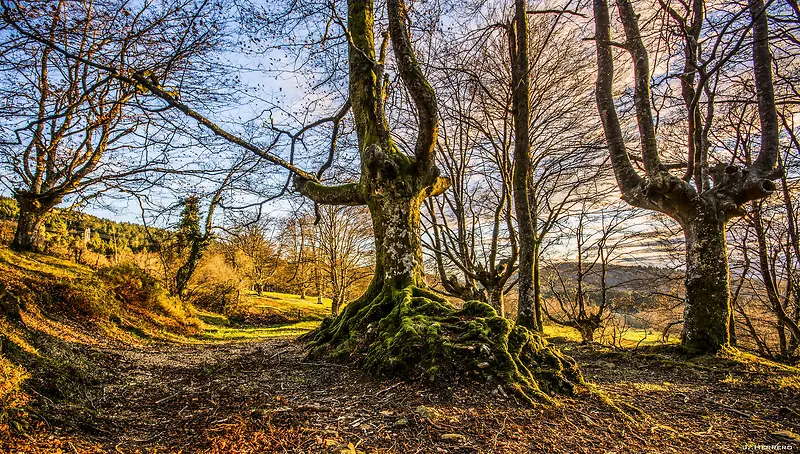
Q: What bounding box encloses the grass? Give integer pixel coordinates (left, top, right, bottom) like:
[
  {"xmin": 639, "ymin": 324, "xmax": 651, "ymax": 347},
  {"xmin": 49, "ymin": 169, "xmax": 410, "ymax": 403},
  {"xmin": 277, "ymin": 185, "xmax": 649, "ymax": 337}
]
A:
[
  {"xmin": 195, "ymin": 308, "xmax": 321, "ymax": 341},
  {"xmin": 243, "ymin": 291, "xmax": 334, "ymax": 321},
  {"xmin": 0, "ymin": 248, "xmax": 91, "ymax": 280},
  {"xmin": 542, "ymin": 323, "xmax": 674, "ymax": 348},
  {"xmin": 198, "ymin": 321, "xmax": 321, "ymax": 341}
]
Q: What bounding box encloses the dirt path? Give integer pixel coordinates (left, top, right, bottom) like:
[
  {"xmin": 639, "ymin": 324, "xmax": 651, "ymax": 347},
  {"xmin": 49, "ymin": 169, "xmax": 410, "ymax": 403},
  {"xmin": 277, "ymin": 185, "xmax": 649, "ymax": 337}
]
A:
[{"xmin": 11, "ymin": 338, "xmax": 800, "ymax": 453}]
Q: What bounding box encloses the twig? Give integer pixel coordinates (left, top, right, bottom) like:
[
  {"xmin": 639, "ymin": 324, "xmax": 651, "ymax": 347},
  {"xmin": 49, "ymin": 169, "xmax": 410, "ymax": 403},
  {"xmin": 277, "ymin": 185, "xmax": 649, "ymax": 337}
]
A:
[
  {"xmin": 154, "ymin": 391, "xmax": 181, "ymax": 405},
  {"xmin": 376, "ymin": 382, "xmax": 401, "ymax": 396},
  {"xmin": 299, "ymin": 361, "xmax": 346, "ymax": 368},
  {"xmin": 704, "ymin": 398, "xmax": 752, "ymax": 418}
]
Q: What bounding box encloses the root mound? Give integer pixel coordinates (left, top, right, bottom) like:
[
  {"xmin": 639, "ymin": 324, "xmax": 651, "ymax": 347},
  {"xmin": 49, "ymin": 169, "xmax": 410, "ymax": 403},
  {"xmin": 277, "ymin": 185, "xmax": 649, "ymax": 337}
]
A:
[{"xmin": 305, "ymin": 285, "xmax": 585, "ymax": 404}]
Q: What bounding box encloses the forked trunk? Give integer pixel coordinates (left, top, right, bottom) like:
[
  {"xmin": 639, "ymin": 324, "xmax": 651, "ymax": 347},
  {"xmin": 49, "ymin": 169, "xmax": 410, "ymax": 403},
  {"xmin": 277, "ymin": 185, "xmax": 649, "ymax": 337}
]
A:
[
  {"xmin": 304, "ymin": 175, "xmax": 585, "ymax": 403},
  {"xmin": 367, "ymin": 191, "xmax": 426, "ymax": 291},
  {"xmin": 682, "ymin": 215, "xmax": 731, "ymax": 353}
]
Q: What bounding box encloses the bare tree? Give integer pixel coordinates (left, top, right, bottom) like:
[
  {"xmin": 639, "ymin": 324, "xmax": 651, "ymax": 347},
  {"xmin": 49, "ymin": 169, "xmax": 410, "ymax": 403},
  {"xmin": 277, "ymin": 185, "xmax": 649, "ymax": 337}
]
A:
[
  {"xmin": 545, "ymin": 200, "xmax": 640, "ymax": 344},
  {"xmin": 222, "ymin": 215, "xmax": 282, "ymax": 295},
  {"xmin": 422, "ymin": 33, "xmax": 517, "ymax": 313},
  {"xmin": 0, "ymin": 0, "xmax": 221, "ymax": 251},
  {"xmin": 592, "ymin": 0, "xmax": 780, "ymax": 352},
  {"xmin": 315, "ymin": 205, "xmax": 373, "ymax": 315}
]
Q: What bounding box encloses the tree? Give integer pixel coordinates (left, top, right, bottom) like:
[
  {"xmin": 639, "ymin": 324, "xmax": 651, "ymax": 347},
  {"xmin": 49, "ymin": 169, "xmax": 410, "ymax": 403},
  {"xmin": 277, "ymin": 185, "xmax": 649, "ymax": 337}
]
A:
[
  {"xmin": 424, "ymin": 6, "xmax": 601, "ymax": 325},
  {"xmin": 722, "ymin": 79, "xmax": 800, "ymax": 359},
  {"xmin": 0, "ymin": 0, "xmax": 220, "ymax": 251},
  {"xmin": 422, "ymin": 35, "xmax": 517, "ymax": 314},
  {"xmin": 293, "ymin": 0, "xmax": 583, "ymax": 400},
  {"xmin": 280, "ymin": 213, "xmax": 318, "ymax": 299},
  {"xmin": 222, "ymin": 215, "xmax": 282, "ymax": 295},
  {"xmin": 544, "ymin": 200, "xmax": 640, "ymax": 344},
  {"xmin": 591, "ymin": 0, "xmax": 780, "ymax": 352},
  {"xmin": 315, "ymin": 205, "xmax": 373, "ymax": 315},
  {"xmin": 510, "ymin": 0, "xmax": 537, "ymax": 331}
]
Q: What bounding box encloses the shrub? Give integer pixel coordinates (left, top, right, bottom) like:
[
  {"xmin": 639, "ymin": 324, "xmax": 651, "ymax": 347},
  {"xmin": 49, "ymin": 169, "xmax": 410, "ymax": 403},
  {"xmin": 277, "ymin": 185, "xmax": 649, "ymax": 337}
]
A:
[
  {"xmin": 187, "ymin": 254, "xmax": 246, "ymax": 314},
  {"xmin": 96, "ymin": 264, "xmax": 163, "ymax": 309}
]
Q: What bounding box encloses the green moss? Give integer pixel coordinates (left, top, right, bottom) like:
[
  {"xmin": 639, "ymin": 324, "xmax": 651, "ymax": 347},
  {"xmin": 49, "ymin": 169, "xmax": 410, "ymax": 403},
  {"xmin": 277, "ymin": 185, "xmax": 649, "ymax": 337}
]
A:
[{"xmin": 306, "ymin": 285, "xmax": 585, "ymax": 404}]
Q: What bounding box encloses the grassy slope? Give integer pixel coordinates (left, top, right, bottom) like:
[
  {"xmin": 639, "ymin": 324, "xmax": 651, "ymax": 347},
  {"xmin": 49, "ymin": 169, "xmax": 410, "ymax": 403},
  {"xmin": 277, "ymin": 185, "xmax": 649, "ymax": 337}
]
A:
[
  {"xmin": 543, "ymin": 322, "xmax": 675, "ymax": 348},
  {"xmin": 196, "ymin": 291, "xmax": 336, "ymax": 341},
  {"xmin": 0, "ymin": 248, "xmax": 339, "ymax": 435},
  {"xmin": 0, "ymin": 248, "xmax": 207, "ymax": 436}
]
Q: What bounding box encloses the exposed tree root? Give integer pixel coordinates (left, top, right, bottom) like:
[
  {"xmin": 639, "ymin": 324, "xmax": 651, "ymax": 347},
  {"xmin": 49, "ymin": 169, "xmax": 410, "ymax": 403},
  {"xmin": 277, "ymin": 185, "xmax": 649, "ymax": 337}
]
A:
[{"xmin": 304, "ymin": 285, "xmax": 585, "ymax": 404}]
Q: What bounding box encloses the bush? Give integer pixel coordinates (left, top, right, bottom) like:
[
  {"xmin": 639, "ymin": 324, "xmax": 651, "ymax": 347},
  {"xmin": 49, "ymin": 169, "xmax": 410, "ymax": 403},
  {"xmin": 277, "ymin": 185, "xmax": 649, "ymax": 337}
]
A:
[
  {"xmin": 187, "ymin": 254, "xmax": 246, "ymax": 315},
  {"xmin": 96, "ymin": 264, "xmax": 162, "ymax": 310}
]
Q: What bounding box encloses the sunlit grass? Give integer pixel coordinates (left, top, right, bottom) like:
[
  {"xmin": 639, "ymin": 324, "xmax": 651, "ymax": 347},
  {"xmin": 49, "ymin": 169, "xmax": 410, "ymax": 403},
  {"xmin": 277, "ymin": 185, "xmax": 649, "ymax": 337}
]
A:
[
  {"xmin": 542, "ymin": 323, "xmax": 676, "ymax": 348},
  {"xmin": 243, "ymin": 291, "xmax": 334, "ymax": 321},
  {"xmin": 198, "ymin": 321, "xmax": 320, "ymax": 341},
  {"xmin": 0, "ymin": 247, "xmax": 91, "ymax": 279}
]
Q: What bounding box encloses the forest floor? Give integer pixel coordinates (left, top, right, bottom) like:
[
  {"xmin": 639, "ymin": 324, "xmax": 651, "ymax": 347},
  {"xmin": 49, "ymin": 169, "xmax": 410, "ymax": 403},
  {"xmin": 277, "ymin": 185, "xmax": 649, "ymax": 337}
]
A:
[{"xmin": 4, "ymin": 323, "xmax": 800, "ymax": 453}]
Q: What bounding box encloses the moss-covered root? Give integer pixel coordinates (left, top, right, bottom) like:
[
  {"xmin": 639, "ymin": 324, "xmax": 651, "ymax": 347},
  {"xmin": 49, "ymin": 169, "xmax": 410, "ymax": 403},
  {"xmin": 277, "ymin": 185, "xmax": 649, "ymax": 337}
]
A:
[{"xmin": 305, "ymin": 285, "xmax": 585, "ymax": 404}]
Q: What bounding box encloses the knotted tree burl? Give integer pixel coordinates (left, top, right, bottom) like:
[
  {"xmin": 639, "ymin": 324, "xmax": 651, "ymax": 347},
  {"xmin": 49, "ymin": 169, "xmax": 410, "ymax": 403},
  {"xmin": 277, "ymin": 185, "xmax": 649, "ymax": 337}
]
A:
[{"xmin": 295, "ymin": 0, "xmax": 583, "ymax": 403}]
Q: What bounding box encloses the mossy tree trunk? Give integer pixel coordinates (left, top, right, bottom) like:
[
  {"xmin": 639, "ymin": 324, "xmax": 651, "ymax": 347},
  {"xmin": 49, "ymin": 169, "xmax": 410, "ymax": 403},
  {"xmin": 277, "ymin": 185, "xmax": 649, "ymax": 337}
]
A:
[
  {"xmin": 510, "ymin": 0, "xmax": 539, "ymax": 333},
  {"xmin": 486, "ymin": 286, "xmax": 504, "ymax": 316},
  {"xmin": 12, "ymin": 206, "xmax": 46, "ymax": 252},
  {"xmin": 681, "ymin": 211, "xmax": 732, "ymax": 352},
  {"xmin": 295, "ymin": 0, "xmax": 584, "ymax": 403}
]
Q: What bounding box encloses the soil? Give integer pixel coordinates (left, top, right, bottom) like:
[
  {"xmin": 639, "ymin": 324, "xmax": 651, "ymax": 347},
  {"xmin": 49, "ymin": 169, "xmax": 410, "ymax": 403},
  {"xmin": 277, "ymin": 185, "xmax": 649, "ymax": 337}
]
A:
[{"xmin": 4, "ymin": 337, "xmax": 799, "ymax": 453}]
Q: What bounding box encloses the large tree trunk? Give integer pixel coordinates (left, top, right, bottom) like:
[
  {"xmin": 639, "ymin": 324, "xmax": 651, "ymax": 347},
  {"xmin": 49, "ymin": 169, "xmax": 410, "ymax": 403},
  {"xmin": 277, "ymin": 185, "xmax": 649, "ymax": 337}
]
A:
[
  {"xmin": 368, "ymin": 192, "xmax": 426, "ymax": 290},
  {"xmin": 681, "ymin": 215, "xmax": 732, "ymax": 352},
  {"xmin": 10, "ymin": 193, "xmax": 60, "ymax": 252},
  {"xmin": 11, "ymin": 208, "xmax": 46, "ymax": 252}
]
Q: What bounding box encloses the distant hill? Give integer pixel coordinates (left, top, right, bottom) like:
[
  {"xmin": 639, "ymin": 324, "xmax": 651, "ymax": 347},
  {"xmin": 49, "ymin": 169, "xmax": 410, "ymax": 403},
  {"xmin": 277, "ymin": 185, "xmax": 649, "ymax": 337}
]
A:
[{"xmin": 542, "ymin": 261, "xmax": 683, "ymax": 312}]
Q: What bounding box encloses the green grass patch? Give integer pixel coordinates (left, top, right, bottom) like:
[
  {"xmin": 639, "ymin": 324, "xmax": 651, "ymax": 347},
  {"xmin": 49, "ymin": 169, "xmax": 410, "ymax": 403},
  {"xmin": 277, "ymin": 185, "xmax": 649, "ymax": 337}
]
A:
[
  {"xmin": 243, "ymin": 291, "xmax": 334, "ymax": 321},
  {"xmin": 542, "ymin": 323, "xmax": 674, "ymax": 348},
  {"xmin": 197, "ymin": 320, "xmax": 320, "ymax": 341}
]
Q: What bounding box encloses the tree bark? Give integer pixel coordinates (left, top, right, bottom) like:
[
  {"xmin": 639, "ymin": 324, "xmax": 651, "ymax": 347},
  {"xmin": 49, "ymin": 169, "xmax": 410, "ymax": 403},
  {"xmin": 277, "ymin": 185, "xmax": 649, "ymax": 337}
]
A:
[
  {"xmin": 11, "ymin": 192, "xmax": 61, "ymax": 252},
  {"xmin": 681, "ymin": 214, "xmax": 732, "ymax": 352},
  {"xmin": 486, "ymin": 286, "xmax": 504, "ymax": 316},
  {"xmin": 511, "ymin": 0, "xmax": 538, "ymax": 332},
  {"xmin": 11, "ymin": 208, "xmax": 46, "ymax": 252}
]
